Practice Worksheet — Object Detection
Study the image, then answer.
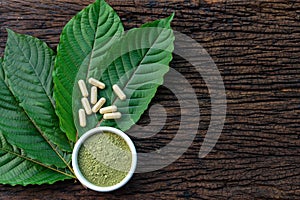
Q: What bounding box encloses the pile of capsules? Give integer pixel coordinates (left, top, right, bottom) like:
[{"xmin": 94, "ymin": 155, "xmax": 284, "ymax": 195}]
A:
[{"xmin": 78, "ymin": 78, "xmax": 126, "ymax": 127}]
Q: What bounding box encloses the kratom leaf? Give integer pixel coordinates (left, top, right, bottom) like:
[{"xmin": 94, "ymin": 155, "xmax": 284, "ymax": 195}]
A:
[
  {"xmin": 53, "ymin": 0, "xmax": 124, "ymax": 142},
  {"xmin": 2, "ymin": 31, "xmax": 72, "ymax": 169},
  {"xmin": 73, "ymin": 15, "xmax": 175, "ymax": 137},
  {"xmin": 0, "ymin": 58, "xmax": 73, "ymax": 185},
  {"xmin": 0, "ymin": 133, "xmax": 74, "ymax": 186}
]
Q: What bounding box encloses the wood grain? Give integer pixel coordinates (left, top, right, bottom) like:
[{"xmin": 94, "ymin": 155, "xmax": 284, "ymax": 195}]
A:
[{"xmin": 1, "ymin": 0, "xmax": 300, "ymax": 199}]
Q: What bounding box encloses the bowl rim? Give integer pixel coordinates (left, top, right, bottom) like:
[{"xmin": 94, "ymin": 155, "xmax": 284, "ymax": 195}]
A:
[{"xmin": 72, "ymin": 126, "xmax": 137, "ymax": 192}]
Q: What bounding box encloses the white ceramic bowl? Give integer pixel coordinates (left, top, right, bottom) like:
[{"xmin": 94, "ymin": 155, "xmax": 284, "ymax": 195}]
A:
[{"xmin": 72, "ymin": 126, "xmax": 137, "ymax": 192}]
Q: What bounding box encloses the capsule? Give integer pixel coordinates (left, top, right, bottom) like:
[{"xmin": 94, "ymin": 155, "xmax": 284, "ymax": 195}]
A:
[
  {"xmin": 112, "ymin": 84, "xmax": 126, "ymax": 101},
  {"xmin": 99, "ymin": 105, "xmax": 117, "ymax": 114},
  {"xmin": 81, "ymin": 97, "xmax": 92, "ymax": 115},
  {"xmin": 89, "ymin": 78, "xmax": 105, "ymax": 89},
  {"xmin": 78, "ymin": 109, "xmax": 86, "ymax": 127},
  {"xmin": 90, "ymin": 86, "xmax": 97, "ymax": 104},
  {"xmin": 92, "ymin": 97, "xmax": 106, "ymax": 113},
  {"xmin": 103, "ymin": 112, "xmax": 122, "ymax": 120},
  {"xmin": 78, "ymin": 80, "xmax": 89, "ymax": 97}
]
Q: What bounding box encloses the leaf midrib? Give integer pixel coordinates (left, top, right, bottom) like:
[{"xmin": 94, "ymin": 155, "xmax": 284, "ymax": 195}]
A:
[
  {"xmin": 0, "ymin": 146, "xmax": 75, "ymax": 179},
  {"xmin": 11, "ymin": 33, "xmax": 55, "ymax": 108},
  {"xmin": 7, "ymin": 80, "xmax": 72, "ymax": 171},
  {"xmin": 85, "ymin": 2, "xmax": 106, "ymax": 82},
  {"xmin": 74, "ymin": 3, "xmax": 104, "ymax": 140}
]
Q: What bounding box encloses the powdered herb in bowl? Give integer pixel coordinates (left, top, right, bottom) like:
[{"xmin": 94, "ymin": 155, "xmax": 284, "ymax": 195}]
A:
[{"xmin": 72, "ymin": 127, "xmax": 137, "ymax": 192}]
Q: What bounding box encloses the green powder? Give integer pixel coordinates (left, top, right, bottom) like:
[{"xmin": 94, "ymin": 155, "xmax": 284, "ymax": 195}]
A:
[{"xmin": 78, "ymin": 132, "xmax": 132, "ymax": 187}]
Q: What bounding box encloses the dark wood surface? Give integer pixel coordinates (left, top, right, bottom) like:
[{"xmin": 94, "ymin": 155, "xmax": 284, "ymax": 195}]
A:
[{"xmin": 1, "ymin": 0, "xmax": 300, "ymax": 199}]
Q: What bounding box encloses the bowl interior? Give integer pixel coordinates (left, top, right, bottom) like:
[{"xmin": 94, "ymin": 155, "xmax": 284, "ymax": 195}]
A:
[{"xmin": 72, "ymin": 126, "xmax": 137, "ymax": 192}]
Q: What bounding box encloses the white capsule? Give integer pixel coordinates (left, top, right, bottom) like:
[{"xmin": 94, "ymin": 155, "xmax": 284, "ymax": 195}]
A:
[
  {"xmin": 78, "ymin": 109, "xmax": 86, "ymax": 127},
  {"xmin": 90, "ymin": 86, "xmax": 98, "ymax": 105},
  {"xmin": 92, "ymin": 97, "xmax": 106, "ymax": 113},
  {"xmin": 78, "ymin": 80, "xmax": 89, "ymax": 97},
  {"xmin": 103, "ymin": 112, "xmax": 122, "ymax": 120},
  {"xmin": 81, "ymin": 97, "xmax": 92, "ymax": 115},
  {"xmin": 112, "ymin": 84, "xmax": 126, "ymax": 101},
  {"xmin": 99, "ymin": 105, "xmax": 117, "ymax": 114},
  {"xmin": 89, "ymin": 78, "xmax": 105, "ymax": 89}
]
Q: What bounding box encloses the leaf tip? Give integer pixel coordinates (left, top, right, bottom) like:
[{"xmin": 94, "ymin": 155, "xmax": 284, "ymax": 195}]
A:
[
  {"xmin": 5, "ymin": 28, "xmax": 16, "ymax": 37},
  {"xmin": 169, "ymin": 13, "xmax": 175, "ymax": 21}
]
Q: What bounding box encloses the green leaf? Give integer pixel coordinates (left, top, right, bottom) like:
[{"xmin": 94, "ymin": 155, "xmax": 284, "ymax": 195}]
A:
[
  {"xmin": 0, "ymin": 58, "xmax": 73, "ymax": 185},
  {"xmin": 0, "ymin": 133, "xmax": 73, "ymax": 186},
  {"xmin": 73, "ymin": 15, "xmax": 175, "ymax": 136},
  {"xmin": 2, "ymin": 30, "xmax": 72, "ymax": 169},
  {"xmin": 53, "ymin": 0, "xmax": 124, "ymax": 142}
]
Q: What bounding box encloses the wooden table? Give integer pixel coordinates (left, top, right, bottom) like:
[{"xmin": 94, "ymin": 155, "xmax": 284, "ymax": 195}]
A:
[{"xmin": 0, "ymin": 0, "xmax": 300, "ymax": 199}]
